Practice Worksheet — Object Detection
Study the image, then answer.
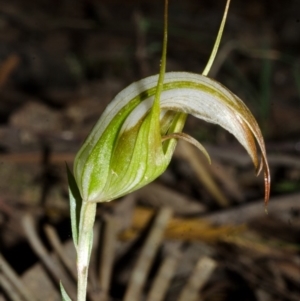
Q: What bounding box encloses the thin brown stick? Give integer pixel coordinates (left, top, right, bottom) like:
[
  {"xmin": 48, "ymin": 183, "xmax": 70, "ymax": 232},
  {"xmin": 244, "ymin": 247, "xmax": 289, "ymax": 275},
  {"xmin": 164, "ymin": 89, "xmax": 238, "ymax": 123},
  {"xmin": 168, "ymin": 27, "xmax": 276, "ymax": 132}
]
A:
[
  {"xmin": 0, "ymin": 273, "xmax": 23, "ymax": 301},
  {"xmin": 123, "ymin": 207, "xmax": 172, "ymax": 301},
  {"xmin": 0, "ymin": 253, "xmax": 38, "ymax": 301},
  {"xmin": 177, "ymin": 257, "xmax": 217, "ymax": 301},
  {"xmin": 22, "ymin": 215, "xmax": 76, "ymax": 300},
  {"xmin": 205, "ymin": 144, "xmax": 300, "ymax": 168},
  {"xmin": 176, "ymin": 141, "xmax": 230, "ymax": 207},
  {"xmin": 203, "ymin": 192, "xmax": 300, "ymax": 225},
  {"xmin": 146, "ymin": 247, "xmax": 182, "ymax": 301},
  {"xmin": 44, "ymin": 224, "xmax": 77, "ymax": 281},
  {"xmin": 98, "ymin": 215, "xmax": 116, "ymax": 301}
]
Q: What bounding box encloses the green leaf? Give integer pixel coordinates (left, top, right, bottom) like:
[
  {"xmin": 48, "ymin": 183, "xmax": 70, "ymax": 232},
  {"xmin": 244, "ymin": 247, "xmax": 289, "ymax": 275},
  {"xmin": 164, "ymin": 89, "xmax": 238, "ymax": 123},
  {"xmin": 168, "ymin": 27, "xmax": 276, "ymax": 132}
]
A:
[
  {"xmin": 60, "ymin": 282, "xmax": 72, "ymax": 301},
  {"xmin": 66, "ymin": 164, "xmax": 82, "ymax": 249}
]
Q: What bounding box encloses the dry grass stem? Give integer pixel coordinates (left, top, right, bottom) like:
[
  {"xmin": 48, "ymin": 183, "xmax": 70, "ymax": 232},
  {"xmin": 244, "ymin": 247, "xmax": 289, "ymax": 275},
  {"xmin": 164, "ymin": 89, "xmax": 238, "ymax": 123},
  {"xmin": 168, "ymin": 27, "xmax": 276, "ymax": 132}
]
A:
[
  {"xmin": 22, "ymin": 215, "xmax": 77, "ymax": 300},
  {"xmin": 0, "ymin": 253, "xmax": 37, "ymax": 301},
  {"xmin": 177, "ymin": 256, "xmax": 217, "ymax": 301},
  {"xmin": 123, "ymin": 207, "xmax": 172, "ymax": 301},
  {"xmin": 203, "ymin": 192, "xmax": 300, "ymax": 225},
  {"xmin": 44, "ymin": 224, "xmax": 77, "ymax": 281},
  {"xmin": 98, "ymin": 215, "xmax": 117, "ymax": 300},
  {"xmin": 120, "ymin": 207, "xmax": 244, "ymax": 243},
  {"xmin": 176, "ymin": 141, "xmax": 230, "ymax": 207},
  {"xmin": 0, "ymin": 273, "xmax": 23, "ymax": 301},
  {"xmin": 146, "ymin": 247, "xmax": 182, "ymax": 301}
]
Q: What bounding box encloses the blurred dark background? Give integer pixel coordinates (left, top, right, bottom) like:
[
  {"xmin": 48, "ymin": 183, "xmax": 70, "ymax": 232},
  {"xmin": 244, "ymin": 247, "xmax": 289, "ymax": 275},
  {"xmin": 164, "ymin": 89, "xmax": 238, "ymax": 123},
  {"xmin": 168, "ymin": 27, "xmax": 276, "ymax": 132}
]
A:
[{"xmin": 0, "ymin": 0, "xmax": 299, "ymax": 300}]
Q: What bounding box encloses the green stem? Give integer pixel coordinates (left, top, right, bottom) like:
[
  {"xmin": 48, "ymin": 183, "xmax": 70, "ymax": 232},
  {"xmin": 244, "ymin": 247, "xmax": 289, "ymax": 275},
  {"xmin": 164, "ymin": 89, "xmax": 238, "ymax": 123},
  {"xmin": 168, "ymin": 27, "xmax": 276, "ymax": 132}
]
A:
[
  {"xmin": 76, "ymin": 201, "xmax": 97, "ymax": 301},
  {"xmin": 202, "ymin": 0, "xmax": 231, "ymax": 76}
]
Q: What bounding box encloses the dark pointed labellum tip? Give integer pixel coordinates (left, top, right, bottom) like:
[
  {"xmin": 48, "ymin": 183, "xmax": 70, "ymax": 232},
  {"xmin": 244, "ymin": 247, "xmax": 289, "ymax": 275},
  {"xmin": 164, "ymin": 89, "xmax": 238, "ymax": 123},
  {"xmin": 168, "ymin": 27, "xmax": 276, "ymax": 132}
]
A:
[{"xmin": 162, "ymin": 132, "xmax": 211, "ymax": 164}]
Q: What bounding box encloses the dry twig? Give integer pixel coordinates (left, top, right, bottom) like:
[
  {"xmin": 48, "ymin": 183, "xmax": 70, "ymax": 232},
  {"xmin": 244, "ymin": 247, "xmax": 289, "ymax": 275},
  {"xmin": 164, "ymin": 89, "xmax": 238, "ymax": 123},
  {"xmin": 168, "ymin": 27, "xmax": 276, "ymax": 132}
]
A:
[
  {"xmin": 0, "ymin": 253, "xmax": 38, "ymax": 301},
  {"xmin": 123, "ymin": 207, "xmax": 172, "ymax": 301},
  {"xmin": 177, "ymin": 256, "xmax": 217, "ymax": 301},
  {"xmin": 44, "ymin": 224, "xmax": 77, "ymax": 281},
  {"xmin": 22, "ymin": 215, "xmax": 76, "ymax": 300},
  {"xmin": 98, "ymin": 215, "xmax": 117, "ymax": 301},
  {"xmin": 146, "ymin": 247, "xmax": 182, "ymax": 301},
  {"xmin": 176, "ymin": 141, "xmax": 230, "ymax": 207},
  {"xmin": 0, "ymin": 273, "xmax": 23, "ymax": 301}
]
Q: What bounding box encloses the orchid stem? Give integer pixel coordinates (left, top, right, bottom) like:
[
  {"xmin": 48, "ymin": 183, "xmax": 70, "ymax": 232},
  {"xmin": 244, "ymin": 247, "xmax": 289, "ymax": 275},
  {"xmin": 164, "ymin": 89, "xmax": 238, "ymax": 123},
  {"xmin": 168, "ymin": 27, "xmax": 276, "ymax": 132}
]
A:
[
  {"xmin": 76, "ymin": 201, "xmax": 97, "ymax": 301},
  {"xmin": 153, "ymin": 0, "xmax": 168, "ymax": 110},
  {"xmin": 202, "ymin": 0, "xmax": 231, "ymax": 76}
]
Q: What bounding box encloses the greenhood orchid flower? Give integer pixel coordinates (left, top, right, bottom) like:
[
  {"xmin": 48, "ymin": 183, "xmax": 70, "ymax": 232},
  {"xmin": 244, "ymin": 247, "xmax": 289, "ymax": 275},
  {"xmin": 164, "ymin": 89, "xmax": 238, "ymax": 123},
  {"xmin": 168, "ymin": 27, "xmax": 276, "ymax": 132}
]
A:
[
  {"xmin": 74, "ymin": 71, "xmax": 270, "ymax": 204},
  {"xmin": 64, "ymin": 1, "xmax": 271, "ymax": 301},
  {"xmin": 73, "ymin": 0, "xmax": 270, "ymax": 206}
]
